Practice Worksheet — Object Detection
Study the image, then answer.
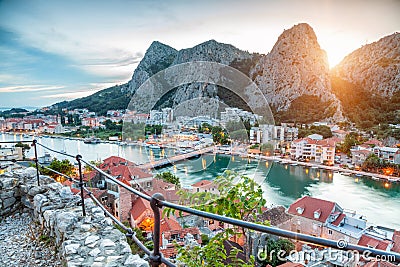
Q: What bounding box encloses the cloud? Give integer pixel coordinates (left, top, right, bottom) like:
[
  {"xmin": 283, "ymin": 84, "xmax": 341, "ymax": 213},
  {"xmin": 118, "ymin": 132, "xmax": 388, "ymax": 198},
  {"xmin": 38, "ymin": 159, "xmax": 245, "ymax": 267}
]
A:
[
  {"xmin": 0, "ymin": 85, "xmax": 65, "ymax": 93},
  {"xmin": 42, "ymin": 90, "xmax": 96, "ymax": 99}
]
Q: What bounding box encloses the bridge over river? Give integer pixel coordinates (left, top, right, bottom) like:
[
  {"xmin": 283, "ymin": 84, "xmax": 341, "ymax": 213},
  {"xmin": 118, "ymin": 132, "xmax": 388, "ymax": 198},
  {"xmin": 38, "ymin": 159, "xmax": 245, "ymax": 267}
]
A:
[{"xmin": 137, "ymin": 146, "xmax": 215, "ymax": 170}]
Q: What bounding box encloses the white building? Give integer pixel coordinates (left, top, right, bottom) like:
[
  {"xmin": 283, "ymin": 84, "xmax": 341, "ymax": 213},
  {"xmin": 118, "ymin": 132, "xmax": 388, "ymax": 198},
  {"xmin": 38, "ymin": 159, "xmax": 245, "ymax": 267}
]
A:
[
  {"xmin": 290, "ymin": 136, "xmax": 336, "ymax": 164},
  {"xmin": 249, "ymin": 127, "xmax": 262, "ymax": 144},
  {"xmin": 373, "ymin": 146, "xmax": 400, "ymax": 164},
  {"xmin": 149, "ymin": 110, "xmax": 163, "ymax": 125},
  {"xmin": 162, "ymin": 108, "xmax": 173, "ymax": 123},
  {"xmin": 251, "ymin": 124, "xmax": 299, "ymax": 144}
]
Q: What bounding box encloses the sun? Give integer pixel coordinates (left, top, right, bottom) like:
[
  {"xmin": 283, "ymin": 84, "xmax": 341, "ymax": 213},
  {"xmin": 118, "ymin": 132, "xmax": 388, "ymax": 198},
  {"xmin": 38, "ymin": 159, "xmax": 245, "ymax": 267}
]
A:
[{"xmin": 325, "ymin": 48, "xmax": 347, "ymax": 68}]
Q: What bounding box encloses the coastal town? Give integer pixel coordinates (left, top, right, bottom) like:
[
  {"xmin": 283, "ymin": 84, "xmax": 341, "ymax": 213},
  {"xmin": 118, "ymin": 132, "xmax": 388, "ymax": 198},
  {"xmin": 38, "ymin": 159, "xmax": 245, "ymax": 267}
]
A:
[
  {"xmin": 1, "ymin": 105, "xmax": 399, "ymax": 266},
  {"xmin": 1, "ymin": 1, "xmax": 399, "ymax": 266},
  {"xmin": 1, "ymin": 106, "xmax": 400, "ymax": 180}
]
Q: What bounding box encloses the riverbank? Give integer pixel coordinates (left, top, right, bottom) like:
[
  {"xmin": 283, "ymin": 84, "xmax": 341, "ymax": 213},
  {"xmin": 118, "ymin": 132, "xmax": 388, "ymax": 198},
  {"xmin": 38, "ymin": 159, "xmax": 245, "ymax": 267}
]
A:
[
  {"xmin": 3, "ymin": 132, "xmax": 399, "ymax": 184},
  {"xmin": 213, "ymin": 148, "xmax": 400, "ymax": 184}
]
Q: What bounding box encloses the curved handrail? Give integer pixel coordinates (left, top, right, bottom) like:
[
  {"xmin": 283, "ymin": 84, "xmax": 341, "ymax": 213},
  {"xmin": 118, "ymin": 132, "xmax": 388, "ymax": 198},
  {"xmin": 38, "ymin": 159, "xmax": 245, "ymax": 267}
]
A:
[{"xmin": 33, "ymin": 141, "xmax": 400, "ymax": 264}]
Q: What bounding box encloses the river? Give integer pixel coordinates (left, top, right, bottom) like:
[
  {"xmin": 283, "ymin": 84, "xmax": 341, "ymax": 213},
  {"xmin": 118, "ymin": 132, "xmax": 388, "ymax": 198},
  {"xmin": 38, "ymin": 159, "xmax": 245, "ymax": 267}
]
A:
[{"xmin": 1, "ymin": 133, "xmax": 399, "ymax": 229}]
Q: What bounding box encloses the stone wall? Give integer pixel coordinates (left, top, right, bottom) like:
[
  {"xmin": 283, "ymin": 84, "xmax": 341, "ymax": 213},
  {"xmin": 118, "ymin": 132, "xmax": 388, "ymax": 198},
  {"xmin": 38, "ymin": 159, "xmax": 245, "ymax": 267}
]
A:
[{"xmin": 0, "ymin": 167, "xmax": 149, "ymax": 267}]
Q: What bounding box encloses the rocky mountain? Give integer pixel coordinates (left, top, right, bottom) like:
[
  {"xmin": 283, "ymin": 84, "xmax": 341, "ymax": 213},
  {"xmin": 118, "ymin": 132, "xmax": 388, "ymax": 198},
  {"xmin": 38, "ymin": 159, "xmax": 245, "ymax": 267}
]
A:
[
  {"xmin": 127, "ymin": 41, "xmax": 178, "ymax": 94},
  {"xmin": 332, "ymin": 33, "xmax": 400, "ymax": 96},
  {"xmin": 127, "ymin": 39, "xmax": 254, "ymax": 116},
  {"xmin": 250, "ymin": 23, "xmax": 343, "ymax": 122},
  {"xmin": 54, "ymin": 23, "xmax": 399, "ymax": 126},
  {"xmin": 330, "ymin": 33, "xmax": 400, "ymax": 128}
]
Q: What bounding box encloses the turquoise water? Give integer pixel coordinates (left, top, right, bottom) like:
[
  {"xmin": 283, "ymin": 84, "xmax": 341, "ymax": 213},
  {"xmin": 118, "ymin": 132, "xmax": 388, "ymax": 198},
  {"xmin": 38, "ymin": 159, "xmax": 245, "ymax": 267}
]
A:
[{"xmin": 1, "ymin": 133, "xmax": 399, "ymax": 229}]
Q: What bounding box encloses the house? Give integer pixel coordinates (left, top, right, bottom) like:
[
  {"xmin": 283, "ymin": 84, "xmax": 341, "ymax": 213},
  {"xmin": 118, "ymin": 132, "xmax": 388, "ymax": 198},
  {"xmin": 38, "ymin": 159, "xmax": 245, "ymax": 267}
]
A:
[
  {"xmin": 332, "ymin": 129, "xmax": 348, "ymax": 139},
  {"xmin": 147, "ymin": 178, "xmax": 180, "ymax": 203},
  {"xmin": 191, "ymin": 180, "xmax": 219, "ymax": 195},
  {"xmin": 160, "ymin": 216, "xmax": 201, "ymax": 259},
  {"xmin": 351, "ymin": 150, "xmax": 372, "ymax": 166},
  {"xmin": 358, "ymin": 234, "xmax": 392, "ymax": 251},
  {"xmin": 285, "ymin": 196, "xmax": 367, "ymax": 244},
  {"xmin": 290, "ymin": 137, "xmax": 336, "ymax": 164},
  {"xmin": 373, "ymin": 147, "xmax": 400, "ymax": 164},
  {"xmin": 391, "ymin": 230, "xmax": 400, "ymax": 253},
  {"xmin": 130, "ymin": 197, "xmax": 153, "ymax": 231}
]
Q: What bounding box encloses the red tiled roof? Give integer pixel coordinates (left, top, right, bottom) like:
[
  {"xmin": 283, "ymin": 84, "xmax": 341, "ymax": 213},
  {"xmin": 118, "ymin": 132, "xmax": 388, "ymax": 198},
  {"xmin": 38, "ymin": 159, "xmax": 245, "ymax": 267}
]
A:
[
  {"xmin": 331, "ymin": 213, "xmax": 346, "ymax": 226},
  {"xmin": 101, "ymin": 156, "xmax": 135, "ymax": 168},
  {"xmin": 363, "ymin": 260, "xmax": 398, "ymax": 267},
  {"xmin": 71, "ymin": 188, "xmax": 80, "ymax": 195},
  {"xmin": 83, "ymin": 171, "xmax": 96, "ymax": 182},
  {"xmin": 358, "ymin": 234, "xmax": 391, "ymax": 250},
  {"xmin": 131, "ymin": 197, "xmax": 152, "ymax": 221},
  {"xmin": 86, "ymin": 188, "xmax": 107, "ymax": 199},
  {"xmin": 160, "ymin": 247, "xmax": 177, "ymax": 258},
  {"xmin": 392, "ymin": 230, "xmax": 400, "ymax": 253},
  {"xmin": 288, "ymin": 196, "xmax": 337, "ymax": 223},
  {"xmin": 160, "ymin": 217, "xmax": 182, "ymax": 232},
  {"xmin": 191, "ymin": 180, "xmax": 212, "ymax": 187},
  {"xmin": 62, "ymin": 180, "xmax": 73, "ymax": 186},
  {"xmin": 364, "ymin": 139, "xmax": 383, "ymax": 147}
]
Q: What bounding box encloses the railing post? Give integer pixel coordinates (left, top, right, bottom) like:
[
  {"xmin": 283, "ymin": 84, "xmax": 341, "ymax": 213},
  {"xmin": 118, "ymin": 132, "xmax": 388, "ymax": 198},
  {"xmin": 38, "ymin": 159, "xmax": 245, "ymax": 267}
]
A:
[
  {"xmin": 32, "ymin": 139, "xmax": 40, "ymax": 186},
  {"xmin": 149, "ymin": 193, "xmax": 165, "ymax": 267},
  {"xmin": 76, "ymin": 155, "xmax": 86, "ymax": 216}
]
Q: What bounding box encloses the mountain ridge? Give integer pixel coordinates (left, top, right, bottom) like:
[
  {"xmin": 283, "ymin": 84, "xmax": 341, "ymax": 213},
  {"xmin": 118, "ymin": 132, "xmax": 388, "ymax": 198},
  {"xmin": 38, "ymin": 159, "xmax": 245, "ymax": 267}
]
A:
[{"xmin": 52, "ymin": 24, "xmax": 399, "ymax": 127}]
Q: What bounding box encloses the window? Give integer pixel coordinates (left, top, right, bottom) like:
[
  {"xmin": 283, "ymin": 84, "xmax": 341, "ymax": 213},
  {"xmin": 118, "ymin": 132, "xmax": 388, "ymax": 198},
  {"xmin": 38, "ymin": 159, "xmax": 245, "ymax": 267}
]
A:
[
  {"xmin": 328, "ymin": 229, "xmax": 332, "ymax": 235},
  {"xmin": 296, "ymin": 207, "xmax": 304, "ymax": 214},
  {"xmin": 197, "ymin": 188, "xmax": 199, "ymax": 192},
  {"xmin": 116, "ymin": 211, "xmax": 119, "ymax": 217}
]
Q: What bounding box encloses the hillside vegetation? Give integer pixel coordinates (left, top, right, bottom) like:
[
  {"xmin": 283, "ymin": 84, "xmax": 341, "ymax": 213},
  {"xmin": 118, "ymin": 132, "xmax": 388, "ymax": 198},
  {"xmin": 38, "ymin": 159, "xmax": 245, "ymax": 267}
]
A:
[{"xmin": 331, "ymin": 76, "xmax": 400, "ymax": 129}]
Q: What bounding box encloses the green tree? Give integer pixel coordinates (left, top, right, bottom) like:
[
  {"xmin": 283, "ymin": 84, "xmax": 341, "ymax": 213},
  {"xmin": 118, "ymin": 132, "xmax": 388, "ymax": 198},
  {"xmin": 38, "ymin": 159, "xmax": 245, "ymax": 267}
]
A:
[
  {"xmin": 166, "ymin": 171, "xmax": 267, "ymax": 265},
  {"xmin": 211, "ymin": 126, "xmax": 230, "ymax": 145},
  {"xmin": 298, "ymin": 125, "xmax": 332, "ymax": 139},
  {"xmin": 155, "ymin": 171, "xmax": 181, "ymax": 188},
  {"xmin": 339, "ymin": 132, "xmax": 366, "ymax": 155},
  {"xmin": 362, "ymin": 153, "xmax": 381, "ymax": 172},
  {"xmin": 40, "ymin": 158, "xmax": 74, "ymax": 179},
  {"xmin": 198, "ymin": 123, "xmax": 212, "ymax": 133},
  {"xmin": 177, "ymin": 231, "xmax": 255, "ymax": 267}
]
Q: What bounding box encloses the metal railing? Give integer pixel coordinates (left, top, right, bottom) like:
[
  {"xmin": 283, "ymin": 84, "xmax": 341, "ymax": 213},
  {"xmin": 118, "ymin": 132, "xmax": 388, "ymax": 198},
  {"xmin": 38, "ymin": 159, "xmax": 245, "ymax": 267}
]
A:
[{"xmin": 2, "ymin": 139, "xmax": 399, "ymax": 266}]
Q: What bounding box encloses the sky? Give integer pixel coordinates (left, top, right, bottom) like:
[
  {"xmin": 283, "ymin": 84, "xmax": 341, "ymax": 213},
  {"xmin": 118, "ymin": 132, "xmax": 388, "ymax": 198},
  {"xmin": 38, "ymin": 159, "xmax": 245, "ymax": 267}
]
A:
[{"xmin": 0, "ymin": 0, "xmax": 399, "ymax": 109}]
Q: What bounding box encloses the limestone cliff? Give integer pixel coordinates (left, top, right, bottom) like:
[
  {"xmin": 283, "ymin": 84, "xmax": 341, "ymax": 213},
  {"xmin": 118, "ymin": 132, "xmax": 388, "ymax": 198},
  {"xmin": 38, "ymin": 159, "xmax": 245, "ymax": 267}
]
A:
[
  {"xmin": 250, "ymin": 23, "xmax": 343, "ymax": 121},
  {"xmin": 332, "ymin": 33, "xmax": 400, "ymax": 96}
]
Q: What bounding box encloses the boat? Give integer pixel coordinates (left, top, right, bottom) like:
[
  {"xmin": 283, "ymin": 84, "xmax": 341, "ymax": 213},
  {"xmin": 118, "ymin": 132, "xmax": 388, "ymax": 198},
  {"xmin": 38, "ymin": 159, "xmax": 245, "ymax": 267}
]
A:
[
  {"xmin": 371, "ymin": 176, "xmax": 380, "ymax": 181},
  {"xmin": 311, "ymin": 166, "xmax": 319, "ymax": 169},
  {"xmin": 149, "ymin": 144, "xmax": 161, "ymax": 150},
  {"xmin": 354, "ymin": 173, "xmax": 363, "ymax": 177},
  {"xmin": 290, "ymin": 163, "xmax": 298, "ymax": 166},
  {"xmin": 84, "ymin": 137, "xmax": 101, "ymax": 144}
]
